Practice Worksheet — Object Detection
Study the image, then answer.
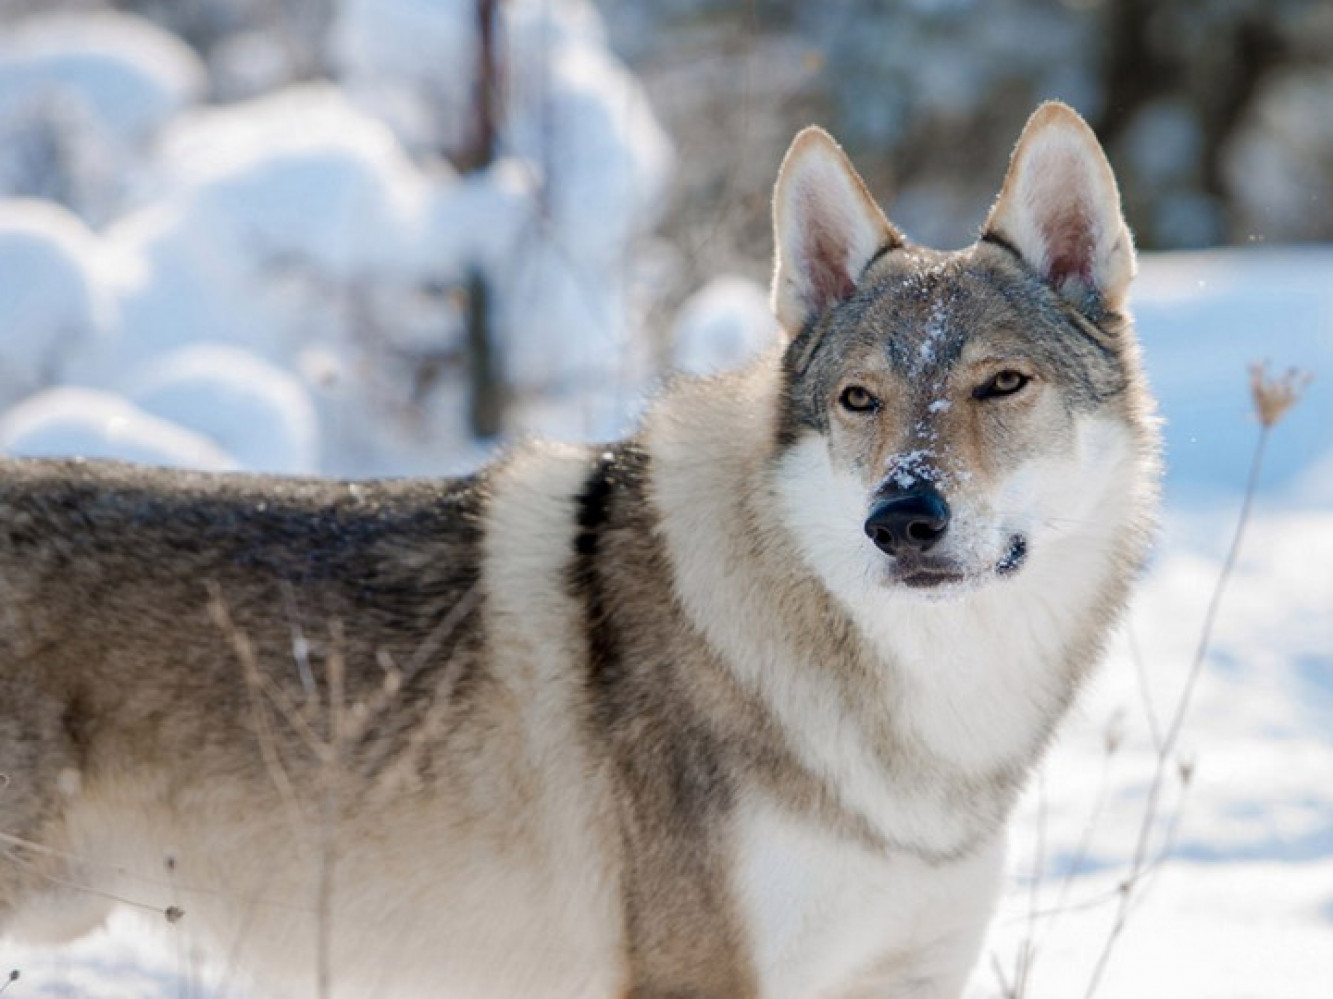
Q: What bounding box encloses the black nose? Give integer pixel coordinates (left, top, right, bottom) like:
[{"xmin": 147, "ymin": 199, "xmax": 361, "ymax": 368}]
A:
[{"xmin": 864, "ymin": 487, "xmax": 951, "ymax": 555}]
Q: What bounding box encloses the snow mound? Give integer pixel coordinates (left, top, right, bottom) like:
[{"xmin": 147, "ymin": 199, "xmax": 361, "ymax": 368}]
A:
[
  {"xmin": 125, "ymin": 344, "xmax": 320, "ymax": 474},
  {"xmin": 154, "ymin": 83, "xmax": 432, "ymax": 279},
  {"xmin": 0, "ymin": 12, "xmax": 205, "ymax": 222},
  {"xmin": 331, "ymin": 0, "xmax": 480, "ymax": 156},
  {"xmin": 510, "ymin": 38, "xmax": 673, "ymax": 261},
  {"xmin": 327, "ymin": 0, "xmax": 672, "ymax": 445},
  {"xmin": 332, "ymin": 0, "xmax": 607, "ymax": 157},
  {"xmin": 100, "ymin": 83, "xmax": 450, "ymax": 374},
  {"xmin": 419, "ymin": 157, "xmax": 539, "ymax": 277},
  {"xmin": 0, "ymin": 387, "xmax": 237, "ymax": 470},
  {"xmin": 333, "ymin": 0, "xmax": 672, "ymax": 260},
  {"xmin": 672, "ymin": 276, "xmax": 777, "ymax": 374},
  {"xmin": 0, "ymin": 199, "xmax": 111, "ymax": 406},
  {"xmin": 0, "ymin": 12, "xmax": 203, "ymax": 142}
]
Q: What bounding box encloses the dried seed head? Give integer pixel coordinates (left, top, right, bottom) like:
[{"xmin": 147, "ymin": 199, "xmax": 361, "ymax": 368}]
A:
[
  {"xmin": 1103, "ymin": 710, "xmax": 1125, "ymax": 755},
  {"xmin": 1249, "ymin": 363, "xmax": 1312, "ymax": 428},
  {"xmin": 1177, "ymin": 755, "xmax": 1196, "ymax": 785}
]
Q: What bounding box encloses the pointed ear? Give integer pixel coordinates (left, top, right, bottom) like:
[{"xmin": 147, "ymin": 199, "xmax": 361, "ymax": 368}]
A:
[
  {"xmin": 771, "ymin": 127, "xmax": 902, "ymax": 336},
  {"xmin": 983, "ymin": 102, "xmax": 1136, "ymax": 313}
]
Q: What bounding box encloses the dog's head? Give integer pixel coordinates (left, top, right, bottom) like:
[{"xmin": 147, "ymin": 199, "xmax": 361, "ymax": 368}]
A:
[{"xmin": 769, "ymin": 103, "xmax": 1157, "ymax": 602}]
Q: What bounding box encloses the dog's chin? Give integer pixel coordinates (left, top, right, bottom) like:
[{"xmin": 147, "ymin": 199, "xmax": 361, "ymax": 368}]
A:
[{"xmin": 878, "ymin": 534, "xmax": 1029, "ymax": 601}]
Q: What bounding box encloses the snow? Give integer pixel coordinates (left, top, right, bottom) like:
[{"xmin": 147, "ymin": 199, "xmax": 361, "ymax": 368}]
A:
[
  {"xmin": 0, "ymin": 13, "xmax": 202, "ymax": 145},
  {"xmin": 671, "ymin": 275, "xmax": 777, "ymax": 374},
  {"xmin": 1131, "ymin": 247, "xmax": 1333, "ymax": 503},
  {"xmin": 125, "ymin": 345, "xmax": 321, "ymax": 475},
  {"xmin": 331, "ymin": 0, "xmax": 485, "ymax": 157},
  {"xmin": 0, "ymin": 387, "xmax": 237, "ymax": 471},
  {"xmin": 974, "ymin": 504, "xmax": 1333, "ymax": 998},
  {"xmin": 886, "ymin": 448, "xmax": 938, "ymax": 489},
  {"xmin": 964, "ymin": 248, "xmax": 1333, "ymax": 999},
  {"xmin": 0, "ymin": 12, "xmax": 205, "ymax": 223},
  {"xmin": 0, "ymin": 199, "xmax": 110, "ymax": 407},
  {"xmin": 152, "ymin": 83, "xmax": 432, "ymax": 281},
  {"xmin": 504, "ymin": 36, "xmax": 674, "ymax": 261},
  {"xmin": 330, "ymin": 0, "xmax": 673, "ymax": 443},
  {"xmin": 332, "ymin": 0, "xmax": 617, "ymax": 162}
]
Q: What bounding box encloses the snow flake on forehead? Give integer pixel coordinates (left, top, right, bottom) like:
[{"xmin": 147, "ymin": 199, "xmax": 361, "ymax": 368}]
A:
[
  {"xmin": 910, "ymin": 296, "xmax": 953, "ymax": 377},
  {"xmin": 885, "ymin": 259, "xmax": 965, "ymax": 379}
]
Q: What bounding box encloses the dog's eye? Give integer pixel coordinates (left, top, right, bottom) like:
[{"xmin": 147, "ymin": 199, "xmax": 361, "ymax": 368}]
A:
[
  {"xmin": 974, "ymin": 370, "xmax": 1030, "ymax": 400},
  {"xmin": 839, "ymin": 386, "xmax": 878, "ymax": 412}
]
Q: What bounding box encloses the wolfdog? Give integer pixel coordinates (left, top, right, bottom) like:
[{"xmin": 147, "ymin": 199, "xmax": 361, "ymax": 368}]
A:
[{"xmin": 0, "ymin": 102, "xmax": 1157, "ymax": 997}]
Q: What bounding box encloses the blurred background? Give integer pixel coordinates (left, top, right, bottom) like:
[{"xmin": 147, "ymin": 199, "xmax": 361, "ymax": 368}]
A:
[
  {"xmin": 0, "ymin": 0, "xmax": 1327, "ymax": 478},
  {"xmin": 0, "ymin": 2, "xmax": 1328, "ymax": 997}
]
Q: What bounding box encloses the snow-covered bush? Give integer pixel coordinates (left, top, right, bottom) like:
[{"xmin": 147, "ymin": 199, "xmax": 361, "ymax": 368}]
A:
[
  {"xmin": 0, "ymin": 1, "xmax": 675, "ymax": 475},
  {"xmin": 671, "ymin": 275, "xmax": 776, "ymax": 374},
  {"xmin": 0, "ymin": 199, "xmax": 113, "ymax": 407},
  {"xmin": 333, "ymin": 0, "xmax": 673, "ymax": 441},
  {"xmin": 0, "ymin": 386, "xmax": 237, "ymax": 470},
  {"xmin": 125, "ymin": 344, "xmax": 320, "ymax": 474},
  {"xmin": 0, "ymin": 12, "xmax": 204, "ymax": 224}
]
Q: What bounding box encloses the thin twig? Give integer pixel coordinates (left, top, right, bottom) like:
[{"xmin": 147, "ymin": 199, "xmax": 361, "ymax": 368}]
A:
[
  {"xmin": 1126, "ymin": 623, "xmax": 1163, "ymax": 752},
  {"xmin": 314, "ymin": 620, "xmax": 348, "ymax": 999},
  {"xmin": 2, "ymin": 849, "xmax": 171, "ymax": 917},
  {"xmin": 990, "ymin": 950, "xmax": 1017, "ymax": 999},
  {"xmin": 208, "ymin": 584, "xmax": 311, "ymax": 842},
  {"xmin": 1011, "ymin": 768, "xmax": 1049, "ymax": 996},
  {"xmin": 1083, "ymin": 424, "xmax": 1271, "ymax": 998},
  {"xmin": 1022, "ymin": 742, "xmax": 1116, "ymax": 938}
]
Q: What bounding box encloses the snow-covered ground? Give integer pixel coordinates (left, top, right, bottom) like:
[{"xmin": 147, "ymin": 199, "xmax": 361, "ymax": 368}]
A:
[{"xmin": 1, "ymin": 247, "xmax": 1328, "ymax": 998}]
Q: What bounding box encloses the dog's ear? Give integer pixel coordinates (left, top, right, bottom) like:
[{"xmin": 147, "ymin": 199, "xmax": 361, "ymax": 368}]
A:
[
  {"xmin": 983, "ymin": 102, "xmax": 1135, "ymax": 314},
  {"xmin": 771, "ymin": 127, "xmax": 902, "ymax": 336}
]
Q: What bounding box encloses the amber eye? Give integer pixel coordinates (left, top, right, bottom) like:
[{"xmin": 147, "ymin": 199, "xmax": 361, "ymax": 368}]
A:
[
  {"xmin": 839, "ymin": 386, "xmax": 879, "ymax": 412},
  {"xmin": 974, "ymin": 370, "xmax": 1030, "ymax": 400}
]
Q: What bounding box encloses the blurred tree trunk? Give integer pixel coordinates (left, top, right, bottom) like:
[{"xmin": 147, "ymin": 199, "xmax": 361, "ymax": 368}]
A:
[
  {"xmin": 463, "ymin": 0, "xmax": 507, "ymax": 439},
  {"xmin": 1195, "ymin": 17, "xmax": 1286, "ymax": 204},
  {"xmin": 1096, "ymin": 0, "xmax": 1292, "ymax": 242},
  {"xmin": 1096, "ymin": 0, "xmax": 1172, "ymax": 144}
]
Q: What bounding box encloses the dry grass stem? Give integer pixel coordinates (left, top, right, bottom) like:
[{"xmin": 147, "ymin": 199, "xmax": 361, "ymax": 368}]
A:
[
  {"xmin": 210, "ymin": 579, "xmax": 480, "ymax": 999},
  {"xmin": 1081, "ymin": 360, "xmax": 1307, "ymax": 998}
]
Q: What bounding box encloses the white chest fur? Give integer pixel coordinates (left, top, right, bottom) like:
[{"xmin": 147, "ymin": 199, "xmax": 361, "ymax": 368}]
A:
[{"xmin": 733, "ymin": 794, "xmax": 1005, "ymax": 998}]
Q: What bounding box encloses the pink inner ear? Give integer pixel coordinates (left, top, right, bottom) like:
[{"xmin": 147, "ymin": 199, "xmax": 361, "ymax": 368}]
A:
[
  {"xmin": 804, "ymin": 217, "xmax": 856, "ymax": 312},
  {"xmin": 1041, "ymin": 204, "xmax": 1095, "ymax": 291}
]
